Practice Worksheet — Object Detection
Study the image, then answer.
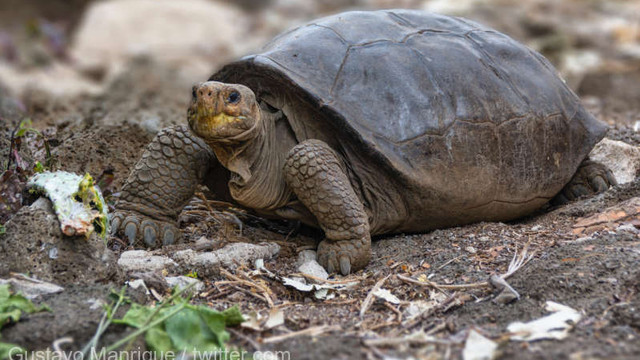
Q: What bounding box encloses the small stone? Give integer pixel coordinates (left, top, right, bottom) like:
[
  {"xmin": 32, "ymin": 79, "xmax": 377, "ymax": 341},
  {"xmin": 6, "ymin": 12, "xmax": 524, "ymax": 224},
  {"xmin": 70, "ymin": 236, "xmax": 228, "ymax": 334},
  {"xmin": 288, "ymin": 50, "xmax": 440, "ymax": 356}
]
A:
[
  {"xmin": 118, "ymin": 250, "xmax": 178, "ymax": 273},
  {"xmin": 165, "ymin": 276, "xmax": 204, "ymax": 294},
  {"xmin": 296, "ymin": 250, "xmax": 329, "ymax": 281},
  {"xmin": 589, "ymin": 138, "xmax": 640, "ymax": 184},
  {"xmin": 494, "ymin": 287, "xmax": 518, "ymax": 305}
]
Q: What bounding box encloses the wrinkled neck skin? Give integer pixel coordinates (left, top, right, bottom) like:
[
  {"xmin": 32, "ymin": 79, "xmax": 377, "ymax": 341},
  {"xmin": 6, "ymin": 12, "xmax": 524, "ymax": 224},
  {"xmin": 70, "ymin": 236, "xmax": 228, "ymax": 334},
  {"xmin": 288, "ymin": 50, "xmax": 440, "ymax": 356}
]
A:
[{"xmin": 204, "ymin": 108, "xmax": 292, "ymax": 211}]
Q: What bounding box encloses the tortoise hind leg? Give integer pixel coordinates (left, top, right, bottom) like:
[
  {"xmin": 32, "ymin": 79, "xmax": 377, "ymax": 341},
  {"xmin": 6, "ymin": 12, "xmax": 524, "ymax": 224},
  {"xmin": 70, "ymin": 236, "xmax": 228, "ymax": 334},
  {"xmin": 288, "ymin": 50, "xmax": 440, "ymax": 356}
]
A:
[{"xmin": 553, "ymin": 159, "xmax": 617, "ymax": 205}]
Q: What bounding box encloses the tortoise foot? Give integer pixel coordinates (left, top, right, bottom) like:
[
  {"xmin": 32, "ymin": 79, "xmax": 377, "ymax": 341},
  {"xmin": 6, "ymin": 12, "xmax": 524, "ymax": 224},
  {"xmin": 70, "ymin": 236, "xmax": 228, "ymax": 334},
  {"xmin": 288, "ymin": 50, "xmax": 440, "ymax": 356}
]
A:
[
  {"xmin": 110, "ymin": 209, "xmax": 180, "ymax": 248},
  {"xmin": 554, "ymin": 159, "xmax": 617, "ymax": 205},
  {"xmin": 317, "ymin": 237, "xmax": 371, "ymax": 275}
]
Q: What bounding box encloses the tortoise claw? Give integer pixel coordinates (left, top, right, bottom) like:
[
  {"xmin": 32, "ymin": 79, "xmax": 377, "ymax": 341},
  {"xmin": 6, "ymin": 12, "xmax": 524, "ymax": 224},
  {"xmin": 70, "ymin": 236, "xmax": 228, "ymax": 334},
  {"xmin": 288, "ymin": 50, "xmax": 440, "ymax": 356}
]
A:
[
  {"xmin": 553, "ymin": 160, "xmax": 617, "ymax": 205},
  {"xmin": 110, "ymin": 209, "xmax": 180, "ymax": 248},
  {"xmin": 162, "ymin": 225, "xmax": 177, "ymax": 245},
  {"xmin": 141, "ymin": 219, "xmax": 159, "ymax": 247},
  {"xmin": 124, "ymin": 221, "xmax": 138, "ymax": 246},
  {"xmin": 317, "ymin": 238, "xmax": 370, "ymax": 275},
  {"xmin": 110, "ymin": 213, "xmax": 123, "ymax": 236},
  {"xmin": 589, "ymin": 176, "xmax": 609, "ymax": 193},
  {"xmin": 571, "ymin": 184, "xmax": 591, "ymax": 198},
  {"xmin": 339, "ymin": 256, "xmax": 351, "ymax": 276}
]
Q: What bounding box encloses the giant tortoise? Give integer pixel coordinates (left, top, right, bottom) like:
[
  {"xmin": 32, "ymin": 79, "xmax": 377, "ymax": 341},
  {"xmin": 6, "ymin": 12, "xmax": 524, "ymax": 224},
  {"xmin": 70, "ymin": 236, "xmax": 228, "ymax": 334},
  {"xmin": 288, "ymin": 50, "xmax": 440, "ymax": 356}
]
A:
[{"xmin": 111, "ymin": 10, "xmax": 614, "ymax": 275}]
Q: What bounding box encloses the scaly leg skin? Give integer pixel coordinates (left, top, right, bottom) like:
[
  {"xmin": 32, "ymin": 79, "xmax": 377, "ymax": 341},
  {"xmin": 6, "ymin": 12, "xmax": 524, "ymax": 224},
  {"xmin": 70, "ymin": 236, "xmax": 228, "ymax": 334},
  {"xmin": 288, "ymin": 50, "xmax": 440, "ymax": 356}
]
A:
[
  {"xmin": 284, "ymin": 139, "xmax": 371, "ymax": 275},
  {"xmin": 111, "ymin": 125, "xmax": 216, "ymax": 247},
  {"xmin": 553, "ymin": 159, "xmax": 617, "ymax": 205}
]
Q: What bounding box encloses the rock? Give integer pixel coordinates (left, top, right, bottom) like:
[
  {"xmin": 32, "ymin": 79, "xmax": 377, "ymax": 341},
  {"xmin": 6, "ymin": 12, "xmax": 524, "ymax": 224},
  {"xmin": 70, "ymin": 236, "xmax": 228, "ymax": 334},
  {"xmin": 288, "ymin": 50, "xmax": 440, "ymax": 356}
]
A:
[
  {"xmin": 70, "ymin": 0, "xmax": 251, "ymax": 80},
  {"xmin": 165, "ymin": 276, "xmax": 204, "ymax": 294},
  {"xmin": 117, "ymin": 242, "xmax": 280, "ymax": 277},
  {"xmin": 589, "ymin": 138, "xmax": 640, "ymax": 184},
  {"xmin": 117, "ymin": 250, "xmax": 178, "ymax": 273},
  {"xmin": 129, "ymin": 271, "xmax": 169, "ymax": 293},
  {"xmin": 296, "ymin": 250, "xmax": 329, "ymax": 281},
  {"xmin": 0, "ymin": 198, "xmax": 119, "ymax": 285},
  {"xmin": 0, "ymin": 276, "xmax": 64, "ymax": 299},
  {"xmin": 0, "ymin": 62, "xmax": 102, "ymax": 99},
  {"xmin": 171, "ymin": 242, "xmax": 280, "ymax": 274}
]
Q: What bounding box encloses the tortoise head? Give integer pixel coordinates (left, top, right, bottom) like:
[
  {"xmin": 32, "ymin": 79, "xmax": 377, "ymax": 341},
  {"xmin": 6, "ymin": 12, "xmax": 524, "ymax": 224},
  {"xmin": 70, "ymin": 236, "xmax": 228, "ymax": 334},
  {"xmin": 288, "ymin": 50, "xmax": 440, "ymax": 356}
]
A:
[{"xmin": 187, "ymin": 81, "xmax": 260, "ymax": 142}]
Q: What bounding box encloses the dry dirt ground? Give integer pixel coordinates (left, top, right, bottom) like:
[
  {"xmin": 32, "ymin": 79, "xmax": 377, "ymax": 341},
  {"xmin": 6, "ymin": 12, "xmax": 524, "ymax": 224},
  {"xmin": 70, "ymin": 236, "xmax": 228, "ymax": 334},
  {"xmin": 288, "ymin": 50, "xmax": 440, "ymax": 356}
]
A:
[{"xmin": 1, "ymin": 0, "xmax": 640, "ymax": 359}]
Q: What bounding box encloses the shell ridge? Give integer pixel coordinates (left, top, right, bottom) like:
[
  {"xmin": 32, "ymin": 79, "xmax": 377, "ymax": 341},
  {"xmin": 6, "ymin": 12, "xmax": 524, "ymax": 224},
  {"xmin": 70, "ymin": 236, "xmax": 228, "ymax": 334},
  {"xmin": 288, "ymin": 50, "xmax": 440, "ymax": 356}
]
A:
[
  {"xmin": 329, "ymin": 45, "xmax": 354, "ymax": 98},
  {"xmin": 401, "ymin": 29, "xmax": 457, "ymax": 43},
  {"xmin": 256, "ymin": 54, "xmax": 305, "ymax": 84},
  {"xmin": 464, "ymin": 33, "xmax": 531, "ymax": 109},
  {"xmin": 312, "ymin": 23, "xmax": 350, "ymax": 44},
  {"xmin": 405, "ymin": 45, "xmax": 450, "ymax": 129},
  {"xmin": 385, "ymin": 11, "xmax": 415, "ymax": 28},
  {"xmin": 387, "ymin": 118, "xmax": 497, "ymax": 145}
]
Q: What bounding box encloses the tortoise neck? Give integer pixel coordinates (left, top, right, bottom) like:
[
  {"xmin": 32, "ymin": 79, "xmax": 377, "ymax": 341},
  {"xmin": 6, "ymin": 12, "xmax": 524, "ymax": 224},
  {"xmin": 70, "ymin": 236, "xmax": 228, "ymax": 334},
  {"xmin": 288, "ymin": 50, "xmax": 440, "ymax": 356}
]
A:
[
  {"xmin": 207, "ymin": 109, "xmax": 266, "ymax": 181},
  {"xmin": 210, "ymin": 107, "xmax": 292, "ymax": 210}
]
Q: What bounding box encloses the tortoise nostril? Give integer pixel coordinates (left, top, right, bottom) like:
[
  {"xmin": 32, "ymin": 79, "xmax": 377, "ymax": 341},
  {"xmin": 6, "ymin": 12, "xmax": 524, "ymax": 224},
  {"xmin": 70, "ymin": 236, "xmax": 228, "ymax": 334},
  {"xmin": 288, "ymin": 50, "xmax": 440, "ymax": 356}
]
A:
[{"xmin": 208, "ymin": 91, "xmax": 212, "ymax": 97}]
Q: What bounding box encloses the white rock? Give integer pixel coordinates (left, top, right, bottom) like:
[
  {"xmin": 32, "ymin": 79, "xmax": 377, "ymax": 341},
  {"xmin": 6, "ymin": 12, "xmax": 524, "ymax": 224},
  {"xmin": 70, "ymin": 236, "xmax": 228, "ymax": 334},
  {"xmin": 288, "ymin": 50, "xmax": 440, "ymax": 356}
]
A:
[
  {"xmin": 0, "ymin": 61, "xmax": 102, "ymax": 99},
  {"xmin": 264, "ymin": 308, "xmax": 285, "ymax": 329},
  {"xmin": 0, "ymin": 277, "xmax": 64, "ymax": 299},
  {"xmin": 296, "ymin": 250, "xmax": 329, "ymax": 281},
  {"xmin": 172, "ymin": 242, "xmax": 280, "ymax": 269},
  {"xmin": 463, "ymin": 329, "xmax": 498, "ymax": 360},
  {"xmin": 126, "ymin": 279, "xmax": 150, "ymax": 295},
  {"xmin": 165, "ymin": 276, "xmax": 204, "ymax": 293},
  {"xmin": 70, "ymin": 0, "xmax": 251, "ymax": 78},
  {"xmin": 373, "ymin": 288, "xmax": 401, "ymax": 304},
  {"xmin": 117, "ymin": 250, "xmax": 178, "ymax": 273},
  {"xmin": 589, "ymin": 138, "xmax": 640, "ymax": 184}
]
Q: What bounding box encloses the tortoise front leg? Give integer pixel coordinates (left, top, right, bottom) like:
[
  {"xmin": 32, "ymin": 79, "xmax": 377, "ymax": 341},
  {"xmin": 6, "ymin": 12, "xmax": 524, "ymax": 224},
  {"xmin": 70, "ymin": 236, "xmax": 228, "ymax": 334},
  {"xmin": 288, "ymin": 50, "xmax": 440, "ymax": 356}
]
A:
[
  {"xmin": 284, "ymin": 139, "xmax": 371, "ymax": 275},
  {"xmin": 111, "ymin": 125, "xmax": 216, "ymax": 247}
]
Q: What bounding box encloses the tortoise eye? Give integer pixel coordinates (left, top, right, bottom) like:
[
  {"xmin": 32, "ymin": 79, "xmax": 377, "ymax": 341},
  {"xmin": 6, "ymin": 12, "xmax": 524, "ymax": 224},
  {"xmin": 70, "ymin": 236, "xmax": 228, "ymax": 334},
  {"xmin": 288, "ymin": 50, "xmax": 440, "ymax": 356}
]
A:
[{"xmin": 227, "ymin": 91, "xmax": 240, "ymax": 104}]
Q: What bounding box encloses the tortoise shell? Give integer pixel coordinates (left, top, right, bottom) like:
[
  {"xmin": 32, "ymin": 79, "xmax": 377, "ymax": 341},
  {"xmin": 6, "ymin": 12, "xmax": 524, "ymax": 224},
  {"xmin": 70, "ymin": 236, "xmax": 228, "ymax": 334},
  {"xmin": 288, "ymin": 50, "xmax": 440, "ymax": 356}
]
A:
[{"xmin": 212, "ymin": 10, "xmax": 606, "ymax": 232}]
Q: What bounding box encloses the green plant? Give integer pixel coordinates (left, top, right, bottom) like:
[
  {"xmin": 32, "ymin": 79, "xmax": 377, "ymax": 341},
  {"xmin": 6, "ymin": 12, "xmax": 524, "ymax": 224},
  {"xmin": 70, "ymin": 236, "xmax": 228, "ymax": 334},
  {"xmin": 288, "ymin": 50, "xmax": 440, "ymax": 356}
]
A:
[{"xmin": 0, "ymin": 284, "xmax": 50, "ymax": 359}]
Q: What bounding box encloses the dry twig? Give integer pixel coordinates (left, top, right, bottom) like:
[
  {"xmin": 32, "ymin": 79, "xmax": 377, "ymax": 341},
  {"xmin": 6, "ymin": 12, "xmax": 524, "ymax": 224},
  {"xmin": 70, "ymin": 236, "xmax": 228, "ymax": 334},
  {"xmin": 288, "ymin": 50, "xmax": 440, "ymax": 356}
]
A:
[
  {"xmin": 363, "ymin": 331, "xmax": 453, "ymax": 347},
  {"xmin": 261, "ymin": 325, "xmax": 341, "ymax": 344},
  {"xmin": 360, "ymin": 275, "xmax": 391, "ymax": 318},
  {"xmin": 220, "ymin": 268, "xmax": 275, "ymax": 307},
  {"xmin": 290, "ymin": 272, "xmax": 364, "ymax": 285}
]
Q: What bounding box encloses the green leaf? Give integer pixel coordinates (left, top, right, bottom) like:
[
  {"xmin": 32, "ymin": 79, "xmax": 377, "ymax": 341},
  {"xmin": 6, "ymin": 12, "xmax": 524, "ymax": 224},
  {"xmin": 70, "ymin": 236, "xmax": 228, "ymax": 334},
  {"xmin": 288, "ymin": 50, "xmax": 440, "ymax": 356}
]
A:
[
  {"xmin": 0, "ymin": 285, "xmax": 9, "ymax": 302},
  {"xmin": 112, "ymin": 303, "xmax": 155, "ymax": 328},
  {"xmin": 34, "ymin": 161, "xmax": 44, "ymax": 173},
  {"xmin": 164, "ymin": 307, "xmax": 219, "ymax": 351},
  {"xmin": 0, "ymin": 284, "xmax": 50, "ymax": 331},
  {"xmin": 221, "ymin": 306, "xmax": 244, "ymax": 326},
  {"xmin": 0, "ymin": 342, "xmax": 26, "ymax": 360},
  {"xmin": 0, "ymin": 224, "xmax": 5, "ymax": 236},
  {"xmin": 145, "ymin": 326, "xmax": 173, "ymax": 352},
  {"xmin": 15, "ymin": 128, "xmax": 27, "ymax": 137},
  {"xmin": 0, "ymin": 309, "xmax": 22, "ymax": 328},
  {"xmin": 114, "ymin": 295, "xmax": 244, "ymax": 352},
  {"xmin": 197, "ymin": 307, "xmax": 230, "ymax": 347}
]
